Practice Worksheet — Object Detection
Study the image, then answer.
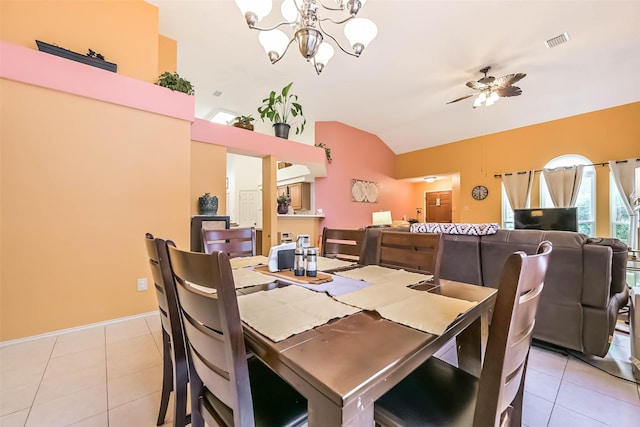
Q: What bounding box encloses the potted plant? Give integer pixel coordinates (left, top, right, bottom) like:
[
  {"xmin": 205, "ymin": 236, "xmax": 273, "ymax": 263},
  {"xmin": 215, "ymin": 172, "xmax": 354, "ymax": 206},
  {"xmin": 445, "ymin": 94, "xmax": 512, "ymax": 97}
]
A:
[
  {"xmin": 277, "ymin": 195, "xmax": 290, "ymax": 214},
  {"xmin": 258, "ymin": 82, "xmax": 306, "ymax": 139},
  {"xmin": 232, "ymin": 115, "xmax": 255, "ymax": 131},
  {"xmin": 315, "ymin": 142, "xmax": 332, "ymax": 163},
  {"xmin": 156, "ymin": 71, "xmax": 195, "ymax": 95},
  {"xmin": 198, "ymin": 193, "xmax": 218, "ymax": 215}
]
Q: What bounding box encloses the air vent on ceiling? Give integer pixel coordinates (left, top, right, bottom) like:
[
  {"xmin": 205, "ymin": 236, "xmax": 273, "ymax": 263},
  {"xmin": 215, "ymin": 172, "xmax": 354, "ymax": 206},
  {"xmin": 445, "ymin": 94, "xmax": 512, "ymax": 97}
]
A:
[{"xmin": 545, "ymin": 32, "xmax": 570, "ymax": 48}]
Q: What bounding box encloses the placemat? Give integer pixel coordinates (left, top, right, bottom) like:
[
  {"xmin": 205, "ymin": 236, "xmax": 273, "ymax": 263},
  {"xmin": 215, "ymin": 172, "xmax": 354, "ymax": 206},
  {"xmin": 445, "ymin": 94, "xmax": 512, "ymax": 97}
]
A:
[
  {"xmin": 333, "ymin": 284, "xmax": 420, "ymax": 311},
  {"xmin": 335, "ymin": 265, "xmax": 432, "ymax": 287},
  {"xmin": 230, "ymin": 255, "xmax": 269, "ymax": 269},
  {"xmin": 316, "ymin": 256, "xmax": 357, "ymax": 272},
  {"xmin": 254, "ymin": 265, "xmax": 333, "ymax": 284},
  {"xmin": 238, "ymin": 286, "xmax": 360, "ymax": 342},
  {"xmin": 185, "ymin": 268, "xmax": 274, "ymax": 294},
  {"xmin": 376, "ymin": 292, "xmax": 477, "ymax": 336}
]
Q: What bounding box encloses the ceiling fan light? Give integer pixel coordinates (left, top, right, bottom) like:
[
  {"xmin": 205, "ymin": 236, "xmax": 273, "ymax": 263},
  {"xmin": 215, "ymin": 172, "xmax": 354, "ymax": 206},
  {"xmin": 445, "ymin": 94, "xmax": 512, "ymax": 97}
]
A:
[
  {"xmin": 344, "ymin": 18, "xmax": 377, "ymax": 53},
  {"xmin": 473, "ymin": 97, "xmax": 482, "ymax": 108},
  {"xmin": 477, "ymin": 92, "xmax": 487, "ymax": 103},
  {"xmin": 488, "ymin": 91, "xmax": 499, "ymax": 102},
  {"xmin": 258, "ymin": 29, "xmax": 289, "ymax": 61},
  {"xmin": 235, "ymin": 0, "xmax": 272, "ymax": 23}
]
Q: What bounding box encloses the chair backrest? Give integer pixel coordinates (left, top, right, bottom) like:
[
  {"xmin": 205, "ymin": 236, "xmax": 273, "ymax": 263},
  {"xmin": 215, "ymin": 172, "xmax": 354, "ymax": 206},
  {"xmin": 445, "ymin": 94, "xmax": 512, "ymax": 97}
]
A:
[
  {"xmin": 376, "ymin": 231, "xmax": 444, "ymax": 282},
  {"xmin": 202, "ymin": 227, "xmax": 256, "ymax": 257},
  {"xmin": 320, "ymin": 227, "xmax": 366, "ymax": 263},
  {"xmin": 144, "ymin": 233, "xmax": 187, "ymax": 368},
  {"xmin": 167, "ymin": 245, "xmax": 255, "ymax": 426},
  {"xmin": 474, "ymin": 241, "xmax": 552, "ymax": 427}
]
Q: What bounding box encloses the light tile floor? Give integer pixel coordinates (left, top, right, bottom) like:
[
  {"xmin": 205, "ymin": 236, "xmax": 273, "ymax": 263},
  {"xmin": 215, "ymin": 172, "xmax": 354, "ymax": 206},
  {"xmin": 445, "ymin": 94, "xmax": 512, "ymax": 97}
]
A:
[{"xmin": 1, "ymin": 313, "xmax": 638, "ymax": 426}]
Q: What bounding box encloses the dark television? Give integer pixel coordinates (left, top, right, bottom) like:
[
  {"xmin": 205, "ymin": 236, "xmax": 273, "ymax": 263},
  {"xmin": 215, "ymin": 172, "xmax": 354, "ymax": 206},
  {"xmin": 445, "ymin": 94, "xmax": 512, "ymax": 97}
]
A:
[{"xmin": 514, "ymin": 208, "xmax": 578, "ymax": 232}]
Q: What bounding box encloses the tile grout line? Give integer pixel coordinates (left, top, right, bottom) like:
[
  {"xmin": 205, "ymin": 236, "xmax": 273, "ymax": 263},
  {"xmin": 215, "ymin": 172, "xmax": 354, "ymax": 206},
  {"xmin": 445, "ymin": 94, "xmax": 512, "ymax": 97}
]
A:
[{"xmin": 23, "ymin": 336, "xmax": 58, "ymax": 426}]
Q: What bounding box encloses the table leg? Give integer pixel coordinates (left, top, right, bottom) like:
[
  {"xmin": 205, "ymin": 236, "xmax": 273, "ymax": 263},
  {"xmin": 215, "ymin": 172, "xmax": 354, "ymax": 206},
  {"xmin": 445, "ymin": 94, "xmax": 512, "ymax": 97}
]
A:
[
  {"xmin": 456, "ymin": 310, "xmax": 489, "ymax": 377},
  {"xmin": 307, "ymin": 396, "xmax": 374, "ymax": 427}
]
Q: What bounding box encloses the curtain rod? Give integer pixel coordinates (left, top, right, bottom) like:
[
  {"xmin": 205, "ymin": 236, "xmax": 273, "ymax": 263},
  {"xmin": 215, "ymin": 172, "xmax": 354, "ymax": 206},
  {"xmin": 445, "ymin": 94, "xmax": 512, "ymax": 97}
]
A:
[{"xmin": 493, "ymin": 158, "xmax": 640, "ymax": 178}]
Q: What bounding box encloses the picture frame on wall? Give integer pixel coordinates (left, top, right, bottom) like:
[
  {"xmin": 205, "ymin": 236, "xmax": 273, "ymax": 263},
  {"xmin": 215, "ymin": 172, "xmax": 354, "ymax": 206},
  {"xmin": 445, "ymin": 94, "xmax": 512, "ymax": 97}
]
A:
[{"xmin": 352, "ymin": 179, "xmax": 379, "ymax": 203}]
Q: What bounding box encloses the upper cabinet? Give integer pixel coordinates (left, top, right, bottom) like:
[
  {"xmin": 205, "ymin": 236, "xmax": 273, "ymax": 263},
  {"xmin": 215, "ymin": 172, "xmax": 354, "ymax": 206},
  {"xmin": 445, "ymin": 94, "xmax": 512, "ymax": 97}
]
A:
[{"xmin": 278, "ymin": 182, "xmax": 311, "ymax": 211}]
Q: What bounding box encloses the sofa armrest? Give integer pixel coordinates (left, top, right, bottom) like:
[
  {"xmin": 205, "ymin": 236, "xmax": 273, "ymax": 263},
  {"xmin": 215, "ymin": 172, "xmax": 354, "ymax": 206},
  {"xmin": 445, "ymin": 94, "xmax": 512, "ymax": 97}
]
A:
[{"xmin": 582, "ymin": 245, "xmax": 612, "ymax": 308}]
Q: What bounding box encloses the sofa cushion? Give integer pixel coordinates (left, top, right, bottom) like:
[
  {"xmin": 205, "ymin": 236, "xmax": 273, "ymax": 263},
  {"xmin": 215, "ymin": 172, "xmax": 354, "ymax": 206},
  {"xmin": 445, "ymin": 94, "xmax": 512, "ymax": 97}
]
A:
[{"xmin": 441, "ymin": 235, "xmax": 483, "ymax": 285}]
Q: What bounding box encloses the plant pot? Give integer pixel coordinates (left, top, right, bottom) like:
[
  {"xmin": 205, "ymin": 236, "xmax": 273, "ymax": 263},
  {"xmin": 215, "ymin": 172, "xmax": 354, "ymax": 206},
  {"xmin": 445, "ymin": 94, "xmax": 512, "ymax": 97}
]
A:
[
  {"xmin": 233, "ymin": 122, "xmax": 254, "ymax": 131},
  {"xmin": 198, "ymin": 194, "xmax": 218, "ymax": 215},
  {"xmin": 277, "ymin": 203, "xmax": 289, "ymax": 214},
  {"xmin": 35, "ymin": 40, "xmax": 118, "ymax": 73},
  {"xmin": 273, "ymin": 123, "xmax": 290, "ymax": 139}
]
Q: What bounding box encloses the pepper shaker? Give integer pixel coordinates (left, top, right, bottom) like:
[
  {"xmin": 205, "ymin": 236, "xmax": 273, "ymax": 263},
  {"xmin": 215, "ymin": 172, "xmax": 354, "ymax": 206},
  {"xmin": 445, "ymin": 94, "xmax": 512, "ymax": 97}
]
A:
[
  {"xmin": 294, "ymin": 248, "xmax": 305, "ymax": 276},
  {"xmin": 306, "ymin": 247, "xmax": 317, "ymax": 277}
]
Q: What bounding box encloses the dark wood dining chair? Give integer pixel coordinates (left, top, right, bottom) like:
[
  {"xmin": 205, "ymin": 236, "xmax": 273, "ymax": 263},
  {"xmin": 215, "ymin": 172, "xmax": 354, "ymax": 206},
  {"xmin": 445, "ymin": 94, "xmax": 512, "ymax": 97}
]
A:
[
  {"xmin": 376, "ymin": 231, "xmax": 444, "ymax": 282},
  {"xmin": 320, "ymin": 227, "xmax": 366, "ymax": 263},
  {"xmin": 374, "ymin": 241, "xmax": 553, "ymax": 427},
  {"xmin": 202, "ymin": 227, "xmax": 256, "ymax": 257},
  {"xmin": 144, "ymin": 233, "xmax": 189, "ymax": 427},
  {"xmin": 166, "ymin": 245, "xmax": 308, "ymax": 427}
]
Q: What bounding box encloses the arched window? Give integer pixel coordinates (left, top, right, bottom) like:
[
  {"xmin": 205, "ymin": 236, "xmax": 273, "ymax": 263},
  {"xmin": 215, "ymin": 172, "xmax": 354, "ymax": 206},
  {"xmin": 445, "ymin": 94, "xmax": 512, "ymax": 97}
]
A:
[{"xmin": 540, "ymin": 154, "xmax": 596, "ymax": 236}]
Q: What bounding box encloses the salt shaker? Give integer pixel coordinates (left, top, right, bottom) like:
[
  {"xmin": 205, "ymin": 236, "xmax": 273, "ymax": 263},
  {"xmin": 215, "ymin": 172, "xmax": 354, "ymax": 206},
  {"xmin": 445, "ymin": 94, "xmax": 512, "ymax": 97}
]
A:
[
  {"xmin": 306, "ymin": 247, "xmax": 317, "ymax": 277},
  {"xmin": 294, "ymin": 248, "xmax": 305, "ymax": 276}
]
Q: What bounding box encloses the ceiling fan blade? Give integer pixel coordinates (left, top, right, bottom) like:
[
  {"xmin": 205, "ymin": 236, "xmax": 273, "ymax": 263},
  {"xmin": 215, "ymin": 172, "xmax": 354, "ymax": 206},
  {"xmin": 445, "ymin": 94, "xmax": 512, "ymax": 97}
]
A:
[
  {"xmin": 446, "ymin": 94, "xmax": 474, "ymax": 104},
  {"xmin": 466, "ymin": 80, "xmax": 487, "ymax": 90},
  {"xmin": 494, "ymin": 73, "xmax": 526, "ymax": 88},
  {"xmin": 496, "ymin": 85, "xmax": 523, "ymax": 97}
]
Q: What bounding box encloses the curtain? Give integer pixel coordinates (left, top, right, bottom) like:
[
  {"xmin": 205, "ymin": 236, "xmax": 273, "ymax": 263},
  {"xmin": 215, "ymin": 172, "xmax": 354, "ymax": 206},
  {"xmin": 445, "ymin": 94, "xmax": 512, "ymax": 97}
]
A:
[
  {"xmin": 543, "ymin": 165, "xmax": 584, "ymax": 208},
  {"xmin": 503, "ymin": 171, "xmax": 534, "ymax": 209},
  {"xmin": 609, "ymin": 158, "xmax": 639, "ymax": 249}
]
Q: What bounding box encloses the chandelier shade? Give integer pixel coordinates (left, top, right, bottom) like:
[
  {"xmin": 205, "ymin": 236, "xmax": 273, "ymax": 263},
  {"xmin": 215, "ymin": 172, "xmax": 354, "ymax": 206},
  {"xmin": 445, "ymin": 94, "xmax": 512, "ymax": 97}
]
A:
[{"xmin": 235, "ymin": 0, "xmax": 377, "ymax": 74}]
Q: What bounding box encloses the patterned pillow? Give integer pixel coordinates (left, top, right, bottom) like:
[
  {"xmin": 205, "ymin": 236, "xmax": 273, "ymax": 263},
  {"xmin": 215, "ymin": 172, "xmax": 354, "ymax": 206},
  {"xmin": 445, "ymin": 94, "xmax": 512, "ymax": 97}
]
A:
[{"xmin": 410, "ymin": 222, "xmax": 500, "ymax": 236}]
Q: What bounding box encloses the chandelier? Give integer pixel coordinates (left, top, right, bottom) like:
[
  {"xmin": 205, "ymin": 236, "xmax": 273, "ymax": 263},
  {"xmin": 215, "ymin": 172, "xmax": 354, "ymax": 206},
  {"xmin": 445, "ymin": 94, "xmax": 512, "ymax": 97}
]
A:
[{"xmin": 234, "ymin": 0, "xmax": 378, "ymax": 74}]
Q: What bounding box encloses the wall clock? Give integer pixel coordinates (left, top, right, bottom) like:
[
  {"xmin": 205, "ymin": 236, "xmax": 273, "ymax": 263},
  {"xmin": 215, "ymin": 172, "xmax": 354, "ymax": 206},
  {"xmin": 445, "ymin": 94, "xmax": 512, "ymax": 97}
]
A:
[{"xmin": 472, "ymin": 185, "xmax": 489, "ymax": 200}]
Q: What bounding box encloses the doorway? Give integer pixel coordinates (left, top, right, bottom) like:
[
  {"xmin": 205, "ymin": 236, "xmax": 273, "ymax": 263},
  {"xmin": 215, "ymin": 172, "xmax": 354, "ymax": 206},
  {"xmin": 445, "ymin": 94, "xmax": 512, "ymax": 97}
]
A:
[{"xmin": 425, "ymin": 190, "xmax": 452, "ymax": 223}]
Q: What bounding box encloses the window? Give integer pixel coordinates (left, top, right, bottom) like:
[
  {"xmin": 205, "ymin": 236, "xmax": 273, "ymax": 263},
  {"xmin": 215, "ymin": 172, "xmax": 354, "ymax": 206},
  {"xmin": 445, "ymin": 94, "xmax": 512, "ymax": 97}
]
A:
[
  {"xmin": 501, "ymin": 184, "xmax": 514, "ymax": 229},
  {"xmin": 610, "ymin": 177, "xmax": 630, "ymax": 244},
  {"xmin": 540, "ymin": 154, "xmax": 596, "ymax": 236}
]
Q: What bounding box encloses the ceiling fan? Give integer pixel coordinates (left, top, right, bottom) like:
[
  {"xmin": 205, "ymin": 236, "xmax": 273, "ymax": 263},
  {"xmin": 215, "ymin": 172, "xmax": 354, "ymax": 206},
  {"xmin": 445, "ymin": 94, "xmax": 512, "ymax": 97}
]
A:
[{"xmin": 447, "ymin": 66, "xmax": 526, "ymax": 108}]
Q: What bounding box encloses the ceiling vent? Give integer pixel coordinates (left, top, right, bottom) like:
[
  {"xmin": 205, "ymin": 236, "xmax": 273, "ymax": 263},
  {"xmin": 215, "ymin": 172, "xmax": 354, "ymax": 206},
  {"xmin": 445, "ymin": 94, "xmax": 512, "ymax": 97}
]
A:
[{"xmin": 545, "ymin": 32, "xmax": 570, "ymax": 48}]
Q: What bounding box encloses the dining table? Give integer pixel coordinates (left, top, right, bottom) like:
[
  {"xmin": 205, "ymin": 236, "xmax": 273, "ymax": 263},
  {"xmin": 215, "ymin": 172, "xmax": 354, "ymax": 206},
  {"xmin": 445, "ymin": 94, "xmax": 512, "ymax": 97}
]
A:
[{"xmin": 237, "ymin": 260, "xmax": 497, "ymax": 427}]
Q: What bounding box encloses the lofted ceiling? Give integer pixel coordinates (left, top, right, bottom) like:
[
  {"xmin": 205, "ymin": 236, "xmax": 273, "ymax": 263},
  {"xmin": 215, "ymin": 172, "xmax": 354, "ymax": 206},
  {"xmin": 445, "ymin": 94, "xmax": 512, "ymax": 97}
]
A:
[{"xmin": 147, "ymin": 0, "xmax": 640, "ymax": 155}]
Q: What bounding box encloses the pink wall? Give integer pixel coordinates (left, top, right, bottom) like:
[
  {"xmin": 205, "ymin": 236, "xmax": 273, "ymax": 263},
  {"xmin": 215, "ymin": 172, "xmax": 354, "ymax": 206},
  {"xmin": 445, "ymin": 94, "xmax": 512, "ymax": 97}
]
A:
[{"xmin": 315, "ymin": 121, "xmax": 414, "ymax": 229}]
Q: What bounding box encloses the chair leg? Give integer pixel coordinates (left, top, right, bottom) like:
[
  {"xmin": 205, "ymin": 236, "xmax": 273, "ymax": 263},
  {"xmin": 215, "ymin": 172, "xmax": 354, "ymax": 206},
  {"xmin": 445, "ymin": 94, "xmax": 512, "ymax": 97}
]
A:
[
  {"xmin": 157, "ymin": 330, "xmax": 173, "ymax": 426},
  {"xmin": 172, "ymin": 358, "xmax": 189, "ymax": 427},
  {"xmin": 189, "ymin": 363, "xmax": 205, "ymax": 427}
]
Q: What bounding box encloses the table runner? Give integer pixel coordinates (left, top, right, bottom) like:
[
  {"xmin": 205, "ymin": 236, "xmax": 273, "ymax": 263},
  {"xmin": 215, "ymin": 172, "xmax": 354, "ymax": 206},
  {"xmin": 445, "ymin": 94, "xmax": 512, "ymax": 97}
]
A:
[{"xmin": 238, "ymin": 286, "xmax": 360, "ymax": 342}]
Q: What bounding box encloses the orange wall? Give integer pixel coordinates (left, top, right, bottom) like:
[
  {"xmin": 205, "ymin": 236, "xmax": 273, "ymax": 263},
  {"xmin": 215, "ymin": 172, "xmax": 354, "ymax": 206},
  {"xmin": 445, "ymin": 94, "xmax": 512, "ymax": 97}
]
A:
[
  {"xmin": 0, "ymin": 0, "xmax": 163, "ymax": 83},
  {"xmin": 0, "ymin": 79, "xmax": 192, "ymax": 341},
  {"xmin": 315, "ymin": 122, "xmax": 415, "ymax": 229},
  {"xmin": 190, "ymin": 141, "xmax": 227, "ymax": 216},
  {"xmin": 158, "ymin": 35, "xmax": 177, "ymax": 76},
  {"xmin": 397, "ymin": 102, "xmax": 640, "ymax": 236}
]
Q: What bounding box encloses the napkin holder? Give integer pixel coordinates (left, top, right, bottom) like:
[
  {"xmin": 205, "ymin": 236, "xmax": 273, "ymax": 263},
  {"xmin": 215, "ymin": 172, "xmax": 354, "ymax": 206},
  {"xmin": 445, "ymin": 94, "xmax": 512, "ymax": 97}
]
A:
[{"xmin": 267, "ymin": 242, "xmax": 296, "ymax": 272}]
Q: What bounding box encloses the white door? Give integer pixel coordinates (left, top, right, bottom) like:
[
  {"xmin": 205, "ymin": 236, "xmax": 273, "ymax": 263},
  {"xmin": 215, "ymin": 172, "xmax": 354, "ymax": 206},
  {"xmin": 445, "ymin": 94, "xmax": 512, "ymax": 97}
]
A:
[{"xmin": 238, "ymin": 190, "xmax": 258, "ymax": 227}]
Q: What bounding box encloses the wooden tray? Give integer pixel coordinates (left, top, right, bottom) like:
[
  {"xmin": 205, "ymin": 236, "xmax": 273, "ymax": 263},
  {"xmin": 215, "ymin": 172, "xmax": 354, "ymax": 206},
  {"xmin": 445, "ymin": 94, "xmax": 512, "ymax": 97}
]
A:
[{"xmin": 254, "ymin": 265, "xmax": 333, "ymax": 285}]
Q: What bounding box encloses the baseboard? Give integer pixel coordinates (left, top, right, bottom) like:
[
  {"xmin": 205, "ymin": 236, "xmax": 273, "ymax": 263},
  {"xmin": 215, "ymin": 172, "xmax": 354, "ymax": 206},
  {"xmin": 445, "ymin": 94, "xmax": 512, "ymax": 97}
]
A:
[{"xmin": 0, "ymin": 311, "xmax": 157, "ymax": 348}]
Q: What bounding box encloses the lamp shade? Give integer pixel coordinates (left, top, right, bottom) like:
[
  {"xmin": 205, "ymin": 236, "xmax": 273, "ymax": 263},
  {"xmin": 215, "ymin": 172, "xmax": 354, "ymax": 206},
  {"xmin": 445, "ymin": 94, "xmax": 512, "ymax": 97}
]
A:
[
  {"xmin": 281, "ymin": 0, "xmax": 300, "ymax": 21},
  {"xmin": 235, "ymin": 0, "xmax": 272, "ymax": 21},
  {"xmin": 344, "ymin": 18, "xmax": 377, "ymax": 49},
  {"xmin": 315, "ymin": 42, "xmax": 335, "ymax": 66},
  {"xmin": 372, "ymin": 210, "xmax": 392, "ymax": 226},
  {"xmin": 259, "ymin": 29, "xmax": 289, "ymax": 56}
]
